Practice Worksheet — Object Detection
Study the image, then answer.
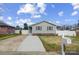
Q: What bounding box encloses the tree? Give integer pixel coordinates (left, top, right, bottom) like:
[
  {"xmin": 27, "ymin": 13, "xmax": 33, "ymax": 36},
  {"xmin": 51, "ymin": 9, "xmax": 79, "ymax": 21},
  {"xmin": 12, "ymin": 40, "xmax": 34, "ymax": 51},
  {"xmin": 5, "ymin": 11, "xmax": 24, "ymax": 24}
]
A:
[
  {"xmin": 62, "ymin": 25, "xmax": 66, "ymax": 30},
  {"xmin": 78, "ymin": 20, "xmax": 79, "ymax": 27},
  {"xmin": 23, "ymin": 23, "xmax": 28, "ymax": 30},
  {"xmin": 29, "ymin": 26, "xmax": 32, "ymax": 33},
  {"xmin": 65, "ymin": 26, "xmax": 70, "ymax": 30},
  {"xmin": 15, "ymin": 26, "xmax": 21, "ymax": 30}
]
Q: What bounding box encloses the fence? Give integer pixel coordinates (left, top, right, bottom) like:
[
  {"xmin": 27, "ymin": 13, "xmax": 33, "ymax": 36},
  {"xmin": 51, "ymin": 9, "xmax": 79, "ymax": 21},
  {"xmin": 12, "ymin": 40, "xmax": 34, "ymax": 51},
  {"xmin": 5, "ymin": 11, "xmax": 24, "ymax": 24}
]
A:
[
  {"xmin": 56, "ymin": 30, "xmax": 76, "ymax": 36},
  {"xmin": 15, "ymin": 30, "xmax": 29, "ymax": 35}
]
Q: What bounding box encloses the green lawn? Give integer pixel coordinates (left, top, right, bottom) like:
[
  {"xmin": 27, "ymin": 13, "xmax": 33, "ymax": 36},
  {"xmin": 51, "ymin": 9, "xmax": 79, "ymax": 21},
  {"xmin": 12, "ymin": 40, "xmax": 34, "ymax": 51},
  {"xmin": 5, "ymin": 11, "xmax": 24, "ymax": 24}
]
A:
[
  {"xmin": 0, "ymin": 34, "xmax": 20, "ymax": 40},
  {"xmin": 65, "ymin": 36, "xmax": 79, "ymax": 52},
  {"xmin": 39, "ymin": 36, "xmax": 61, "ymax": 53},
  {"xmin": 68, "ymin": 36, "xmax": 79, "ymax": 42},
  {"xmin": 39, "ymin": 35, "xmax": 79, "ymax": 53}
]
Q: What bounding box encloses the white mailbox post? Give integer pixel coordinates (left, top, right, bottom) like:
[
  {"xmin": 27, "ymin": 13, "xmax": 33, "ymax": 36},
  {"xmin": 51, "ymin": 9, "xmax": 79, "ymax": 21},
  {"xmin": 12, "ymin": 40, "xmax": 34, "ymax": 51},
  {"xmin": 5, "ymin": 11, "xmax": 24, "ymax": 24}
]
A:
[
  {"xmin": 61, "ymin": 34, "xmax": 65, "ymax": 55},
  {"xmin": 61, "ymin": 34, "xmax": 72, "ymax": 55}
]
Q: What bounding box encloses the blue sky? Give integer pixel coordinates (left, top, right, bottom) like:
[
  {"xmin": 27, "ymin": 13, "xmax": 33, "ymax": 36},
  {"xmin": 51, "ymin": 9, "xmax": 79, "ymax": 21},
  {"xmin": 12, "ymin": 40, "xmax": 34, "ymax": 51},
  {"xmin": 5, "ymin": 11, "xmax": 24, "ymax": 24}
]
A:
[{"xmin": 0, "ymin": 3, "xmax": 79, "ymax": 27}]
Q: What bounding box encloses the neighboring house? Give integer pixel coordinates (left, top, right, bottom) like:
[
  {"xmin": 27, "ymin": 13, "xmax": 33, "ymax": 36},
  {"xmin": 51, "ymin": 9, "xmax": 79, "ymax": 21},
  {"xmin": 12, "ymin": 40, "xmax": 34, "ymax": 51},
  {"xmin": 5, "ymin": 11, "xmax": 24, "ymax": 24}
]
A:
[
  {"xmin": 30, "ymin": 21, "xmax": 57, "ymax": 35},
  {"xmin": 75, "ymin": 27, "xmax": 79, "ymax": 36},
  {"xmin": 0, "ymin": 21, "xmax": 15, "ymax": 34}
]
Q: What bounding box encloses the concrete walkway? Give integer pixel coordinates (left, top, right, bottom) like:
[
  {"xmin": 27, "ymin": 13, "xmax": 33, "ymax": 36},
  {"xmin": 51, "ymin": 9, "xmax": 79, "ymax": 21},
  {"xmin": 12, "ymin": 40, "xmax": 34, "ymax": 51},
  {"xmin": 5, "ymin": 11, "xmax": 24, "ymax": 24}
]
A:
[{"xmin": 17, "ymin": 35, "xmax": 46, "ymax": 51}]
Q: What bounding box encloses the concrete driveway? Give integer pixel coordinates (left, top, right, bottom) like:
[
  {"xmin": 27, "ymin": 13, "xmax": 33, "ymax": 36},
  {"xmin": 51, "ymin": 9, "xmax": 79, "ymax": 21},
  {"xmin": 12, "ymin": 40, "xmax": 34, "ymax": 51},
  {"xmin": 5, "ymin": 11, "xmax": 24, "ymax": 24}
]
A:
[
  {"xmin": 0, "ymin": 35, "xmax": 26, "ymax": 51},
  {"xmin": 17, "ymin": 35, "xmax": 46, "ymax": 52}
]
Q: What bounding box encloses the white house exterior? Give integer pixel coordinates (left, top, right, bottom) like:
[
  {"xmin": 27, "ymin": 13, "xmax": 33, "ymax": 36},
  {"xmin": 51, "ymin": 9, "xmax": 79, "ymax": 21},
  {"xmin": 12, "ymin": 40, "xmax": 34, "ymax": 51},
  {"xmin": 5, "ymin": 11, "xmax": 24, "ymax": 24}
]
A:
[{"xmin": 31, "ymin": 21, "xmax": 57, "ymax": 35}]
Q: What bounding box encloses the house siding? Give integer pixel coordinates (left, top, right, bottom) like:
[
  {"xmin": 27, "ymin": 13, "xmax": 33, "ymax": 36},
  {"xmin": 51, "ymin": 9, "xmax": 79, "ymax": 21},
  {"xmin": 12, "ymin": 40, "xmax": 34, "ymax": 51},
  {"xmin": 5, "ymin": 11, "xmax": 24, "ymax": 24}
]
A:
[
  {"xmin": 0, "ymin": 26, "xmax": 15, "ymax": 34},
  {"xmin": 31, "ymin": 22, "xmax": 57, "ymax": 34}
]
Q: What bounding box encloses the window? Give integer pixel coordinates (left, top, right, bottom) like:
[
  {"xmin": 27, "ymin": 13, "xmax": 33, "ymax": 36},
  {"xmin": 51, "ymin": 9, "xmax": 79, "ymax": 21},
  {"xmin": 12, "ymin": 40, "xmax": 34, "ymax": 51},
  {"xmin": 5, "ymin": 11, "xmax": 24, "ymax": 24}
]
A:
[
  {"xmin": 36, "ymin": 26, "xmax": 42, "ymax": 30},
  {"xmin": 47, "ymin": 26, "xmax": 53, "ymax": 30}
]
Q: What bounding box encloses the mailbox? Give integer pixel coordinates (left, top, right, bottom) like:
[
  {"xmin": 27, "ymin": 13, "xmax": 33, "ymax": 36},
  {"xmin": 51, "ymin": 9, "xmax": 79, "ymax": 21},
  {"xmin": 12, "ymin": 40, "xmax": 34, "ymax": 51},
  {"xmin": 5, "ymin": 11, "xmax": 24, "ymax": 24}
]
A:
[{"xmin": 63, "ymin": 37, "xmax": 72, "ymax": 45}]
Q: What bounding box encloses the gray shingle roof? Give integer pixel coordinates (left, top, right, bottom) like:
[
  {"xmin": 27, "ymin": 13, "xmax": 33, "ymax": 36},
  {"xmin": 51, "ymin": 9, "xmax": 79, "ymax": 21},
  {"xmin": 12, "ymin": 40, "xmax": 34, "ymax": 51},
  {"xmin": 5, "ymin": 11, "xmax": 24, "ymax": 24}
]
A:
[
  {"xmin": 0, "ymin": 21, "xmax": 8, "ymax": 26},
  {"xmin": 0, "ymin": 21, "xmax": 15, "ymax": 28}
]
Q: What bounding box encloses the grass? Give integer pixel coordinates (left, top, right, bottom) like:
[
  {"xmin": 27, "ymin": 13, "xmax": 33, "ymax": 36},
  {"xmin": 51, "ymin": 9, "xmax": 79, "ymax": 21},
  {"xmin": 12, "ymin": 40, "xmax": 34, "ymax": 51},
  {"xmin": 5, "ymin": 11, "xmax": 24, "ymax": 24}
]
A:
[
  {"xmin": 68, "ymin": 36, "xmax": 79, "ymax": 42},
  {"xmin": 0, "ymin": 34, "xmax": 20, "ymax": 40},
  {"xmin": 39, "ymin": 36, "xmax": 61, "ymax": 52},
  {"xmin": 65, "ymin": 36, "xmax": 79, "ymax": 52},
  {"xmin": 65, "ymin": 44, "xmax": 79, "ymax": 52},
  {"xmin": 39, "ymin": 35, "xmax": 79, "ymax": 54}
]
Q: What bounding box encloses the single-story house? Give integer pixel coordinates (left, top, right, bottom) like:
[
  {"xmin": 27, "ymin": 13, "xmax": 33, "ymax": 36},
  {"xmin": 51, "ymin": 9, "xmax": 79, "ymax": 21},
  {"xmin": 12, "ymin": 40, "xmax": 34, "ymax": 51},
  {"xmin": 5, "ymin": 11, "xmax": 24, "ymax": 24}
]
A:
[
  {"xmin": 30, "ymin": 21, "xmax": 57, "ymax": 35},
  {"xmin": 0, "ymin": 21, "xmax": 15, "ymax": 34},
  {"xmin": 75, "ymin": 27, "xmax": 79, "ymax": 36}
]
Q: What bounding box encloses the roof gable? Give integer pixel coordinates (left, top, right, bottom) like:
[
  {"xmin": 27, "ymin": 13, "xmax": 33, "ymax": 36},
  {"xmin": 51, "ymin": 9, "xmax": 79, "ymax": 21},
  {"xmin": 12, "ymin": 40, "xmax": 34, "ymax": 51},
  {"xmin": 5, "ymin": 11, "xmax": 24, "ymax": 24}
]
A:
[{"xmin": 31, "ymin": 21, "xmax": 56, "ymax": 27}]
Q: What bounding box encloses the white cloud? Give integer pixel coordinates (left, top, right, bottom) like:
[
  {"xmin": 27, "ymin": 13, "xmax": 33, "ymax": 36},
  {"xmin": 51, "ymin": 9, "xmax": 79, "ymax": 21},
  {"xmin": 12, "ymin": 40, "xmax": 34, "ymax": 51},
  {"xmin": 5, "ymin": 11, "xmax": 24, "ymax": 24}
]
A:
[
  {"xmin": 31, "ymin": 14, "xmax": 41, "ymax": 18},
  {"xmin": 47, "ymin": 20, "xmax": 56, "ymax": 25},
  {"xmin": 72, "ymin": 3, "xmax": 79, "ymax": 10},
  {"xmin": 71, "ymin": 3, "xmax": 79, "ymax": 16},
  {"xmin": 55, "ymin": 21, "xmax": 61, "ymax": 25},
  {"xmin": 51, "ymin": 4, "xmax": 55, "ymax": 8},
  {"xmin": 65, "ymin": 19, "xmax": 71, "ymax": 22},
  {"xmin": 0, "ymin": 16, "xmax": 13, "ymax": 26},
  {"xmin": 8, "ymin": 16, "xmax": 12, "ymax": 20},
  {"xmin": 17, "ymin": 3, "xmax": 46, "ymax": 18},
  {"xmin": 65, "ymin": 19, "xmax": 75, "ymax": 22},
  {"xmin": 58, "ymin": 11, "xmax": 64, "ymax": 16},
  {"xmin": 71, "ymin": 11, "xmax": 78, "ymax": 16},
  {"xmin": 17, "ymin": 4, "xmax": 35, "ymax": 15},
  {"xmin": 6, "ymin": 21, "xmax": 13, "ymax": 25},
  {"xmin": 48, "ymin": 20, "xmax": 52, "ymax": 23},
  {"xmin": 0, "ymin": 16, "xmax": 3, "ymax": 20},
  {"xmin": 0, "ymin": 4, "xmax": 5, "ymax": 13},
  {"xmin": 16, "ymin": 19, "xmax": 34, "ymax": 27},
  {"xmin": 37, "ymin": 3, "xmax": 46, "ymax": 14},
  {"xmin": 0, "ymin": 7, "xmax": 5, "ymax": 13},
  {"xmin": 56, "ymin": 21, "xmax": 60, "ymax": 24}
]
